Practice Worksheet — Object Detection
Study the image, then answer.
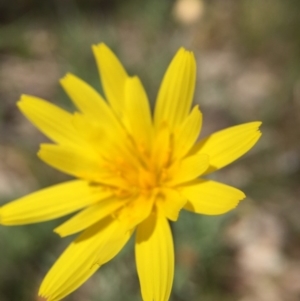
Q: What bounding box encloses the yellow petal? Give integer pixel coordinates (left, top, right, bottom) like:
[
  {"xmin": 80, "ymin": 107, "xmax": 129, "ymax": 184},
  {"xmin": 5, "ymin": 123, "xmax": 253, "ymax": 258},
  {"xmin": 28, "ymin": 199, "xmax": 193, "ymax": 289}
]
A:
[
  {"xmin": 151, "ymin": 124, "xmax": 171, "ymax": 169},
  {"xmin": 0, "ymin": 180, "xmax": 109, "ymax": 225},
  {"xmin": 157, "ymin": 188, "xmax": 187, "ymax": 221},
  {"xmin": 60, "ymin": 73, "xmax": 115, "ymax": 125},
  {"xmin": 92, "ymin": 43, "xmax": 128, "ymax": 117},
  {"xmin": 39, "ymin": 217, "xmax": 131, "ymax": 301},
  {"xmin": 71, "ymin": 113, "xmax": 140, "ymax": 170},
  {"xmin": 38, "ymin": 143, "xmax": 102, "ymax": 180},
  {"xmin": 135, "ymin": 211, "xmax": 174, "ymax": 301},
  {"xmin": 192, "ymin": 121, "xmax": 262, "ymax": 174},
  {"xmin": 117, "ymin": 194, "xmax": 154, "ymax": 230},
  {"xmin": 173, "ymin": 105, "xmax": 202, "ymax": 159},
  {"xmin": 124, "ymin": 76, "xmax": 153, "ymax": 149},
  {"xmin": 17, "ymin": 95, "xmax": 81, "ymax": 147},
  {"xmin": 54, "ymin": 197, "xmax": 126, "ymax": 237},
  {"xmin": 70, "ymin": 113, "xmax": 108, "ymax": 154},
  {"xmin": 61, "ymin": 74, "xmax": 132, "ymax": 154},
  {"xmin": 179, "ymin": 179, "xmax": 245, "ymax": 215},
  {"xmin": 168, "ymin": 153, "xmax": 209, "ymax": 186},
  {"xmin": 154, "ymin": 48, "xmax": 196, "ymax": 131},
  {"xmin": 62, "ymin": 82, "xmax": 136, "ymax": 159},
  {"xmin": 38, "ymin": 144, "xmax": 129, "ymax": 188}
]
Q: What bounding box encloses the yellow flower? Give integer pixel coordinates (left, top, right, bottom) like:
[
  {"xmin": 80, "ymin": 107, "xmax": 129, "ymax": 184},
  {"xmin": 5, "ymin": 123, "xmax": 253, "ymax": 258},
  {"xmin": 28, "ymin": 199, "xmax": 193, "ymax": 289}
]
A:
[{"xmin": 0, "ymin": 44, "xmax": 261, "ymax": 301}]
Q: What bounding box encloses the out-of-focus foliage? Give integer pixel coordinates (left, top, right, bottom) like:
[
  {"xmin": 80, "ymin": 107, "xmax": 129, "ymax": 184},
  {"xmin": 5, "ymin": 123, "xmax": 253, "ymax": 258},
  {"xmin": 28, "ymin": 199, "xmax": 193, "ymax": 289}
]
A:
[{"xmin": 0, "ymin": 1, "xmax": 300, "ymax": 301}]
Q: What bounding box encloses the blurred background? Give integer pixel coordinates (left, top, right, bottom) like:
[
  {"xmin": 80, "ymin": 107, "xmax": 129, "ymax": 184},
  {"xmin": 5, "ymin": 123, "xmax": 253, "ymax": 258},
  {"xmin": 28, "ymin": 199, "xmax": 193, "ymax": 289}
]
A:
[{"xmin": 0, "ymin": 0, "xmax": 300, "ymax": 300}]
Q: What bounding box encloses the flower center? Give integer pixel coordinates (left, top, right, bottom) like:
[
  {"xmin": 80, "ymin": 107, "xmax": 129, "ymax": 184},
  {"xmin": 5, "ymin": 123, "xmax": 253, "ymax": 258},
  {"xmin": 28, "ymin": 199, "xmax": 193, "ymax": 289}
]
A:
[{"xmin": 102, "ymin": 133, "xmax": 174, "ymax": 199}]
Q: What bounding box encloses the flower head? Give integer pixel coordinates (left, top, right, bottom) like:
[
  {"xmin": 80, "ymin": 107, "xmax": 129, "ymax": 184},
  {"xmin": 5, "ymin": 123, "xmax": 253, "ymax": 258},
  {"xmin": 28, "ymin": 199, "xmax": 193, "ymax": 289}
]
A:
[{"xmin": 0, "ymin": 43, "xmax": 261, "ymax": 301}]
